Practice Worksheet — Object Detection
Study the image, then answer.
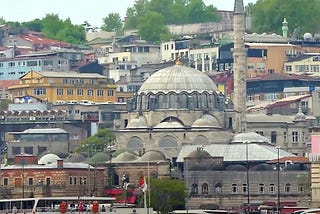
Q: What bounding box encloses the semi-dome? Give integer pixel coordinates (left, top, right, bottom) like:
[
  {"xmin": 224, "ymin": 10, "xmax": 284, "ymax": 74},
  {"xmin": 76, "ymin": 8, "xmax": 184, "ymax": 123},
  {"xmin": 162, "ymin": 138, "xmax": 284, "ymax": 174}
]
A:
[
  {"xmin": 192, "ymin": 114, "xmax": 222, "ymax": 128},
  {"xmin": 127, "ymin": 115, "xmax": 148, "ymax": 129},
  {"xmin": 138, "ymin": 64, "xmax": 218, "ymax": 95}
]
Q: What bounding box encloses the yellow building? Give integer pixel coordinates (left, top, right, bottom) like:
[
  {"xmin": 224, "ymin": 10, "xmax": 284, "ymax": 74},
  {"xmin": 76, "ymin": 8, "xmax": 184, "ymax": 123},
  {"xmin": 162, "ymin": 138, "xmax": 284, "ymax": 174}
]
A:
[{"xmin": 8, "ymin": 71, "xmax": 118, "ymax": 103}]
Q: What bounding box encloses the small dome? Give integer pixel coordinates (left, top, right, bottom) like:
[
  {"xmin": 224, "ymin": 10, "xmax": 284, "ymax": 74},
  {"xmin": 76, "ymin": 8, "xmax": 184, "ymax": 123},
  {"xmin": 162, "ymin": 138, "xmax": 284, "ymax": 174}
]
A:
[
  {"xmin": 139, "ymin": 150, "xmax": 166, "ymax": 161},
  {"xmin": 187, "ymin": 148, "xmax": 211, "ymax": 159},
  {"xmin": 88, "ymin": 152, "xmax": 110, "ymax": 163},
  {"xmin": 294, "ymin": 108, "xmax": 306, "ymax": 121},
  {"xmin": 38, "ymin": 153, "xmax": 61, "ymax": 165},
  {"xmin": 127, "ymin": 115, "xmax": 148, "ymax": 129},
  {"xmin": 192, "ymin": 114, "xmax": 222, "ymax": 128},
  {"xmin": 154, "ymin": 120, "xmax": 184, "ymax": 129},
  {"xmin": 65, "ymin": 153, "xmax": 86, "ymax": 163},
  {"xmin": 304, "ymin": 33, "xmax": 312, "ymax": 40},
  {"xmin": 251, "ymin": 163, "xmax": 273, "ymax": 171},
  {"xmin": 231, "ymin": 132, "xmax": 271, "ymax": 144},
  {"xmin": 113, "ymin": 151, "xmax": 139, "ymax": 162},
  {"xmin": 138, "ymin": 64, "xmax": 218, "ymax": 95},
  {"xmin": 225, "ymin": 164, "xmax": 247, "ymax": 171}
]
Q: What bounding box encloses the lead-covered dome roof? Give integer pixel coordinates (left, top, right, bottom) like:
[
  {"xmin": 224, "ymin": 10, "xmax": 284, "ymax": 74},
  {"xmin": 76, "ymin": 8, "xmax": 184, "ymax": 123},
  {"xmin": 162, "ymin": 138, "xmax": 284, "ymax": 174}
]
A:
[
  {"xmin": 231, "ymin": 132, "xmax": 271, "ymax": 144},
  {"xmin": 138, "ymin": 64, "xmax": 218, "ymax": 95}
]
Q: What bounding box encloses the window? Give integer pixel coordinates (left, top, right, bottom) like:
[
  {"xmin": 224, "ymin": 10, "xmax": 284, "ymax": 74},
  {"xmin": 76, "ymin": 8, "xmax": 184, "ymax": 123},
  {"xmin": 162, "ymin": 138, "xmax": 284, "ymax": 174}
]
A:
[
  {"xmin": 57, "ymin": 89, "xmax": 63, "ymax": 96},
  {"xmin": 215, "ymin": 183, "xmax": 222, "ymax": 193},
  {"xmin": 259, "ymin": 184, "xmax": 265, "ymax": 194},
  {"xmin": 247, "ymin": 63, "xmax": 255, "ymax": 70},
  {"xmin": 97, "ymin": 89, "xmax": 104, "ymax": 96},
  {"xmin": 77, "ymin": 89, "xmax": 83, "ymax": 96},
  {"xmin": 107, "ymin": 90, "xmax": 114, "ymax": 97},
  {"xmin": 292, "ymin": 131, "xmax": 299, "ymax": 143},
  {"xmin": 285, "ymin": 183, "xmax": 290, "ymax": 193},
  {"xmin": 232, "ymin": 184, "xmax": 238, "ymax": 193},
  {"xmin": 265, "ymin": 92, "xmax": 279, "ymax": 101},
  {"xmin": 69, "ymin": 177, "xmax": 72, "ymax": 185},
  {"xmin": 242, "ymin": 183, "xmax": 247, "ymax": 193},
  {"xmin": 298, "ymin": 185, "xmax": 304, "ymax": 192},
  {"xmin": 202, "ymin": 183, "xmax": 208, "ymax": 194},
  {"xmin": 33, "ymin": 88, "xmax": 46, "ymax": 95},
  {"xmin": 46, "ymin": 177, "xmax": 51, "ymax": 185},
  {"xmin": 271, "ymin": 131, "xmax": 277, "ymax": 144},
  {"xmin": 3, "ymin": 178, "xmax": 8, "ymax": 186},
  {"xmin": 191, "ymin": 183, "xmax": 198, "ymax": 195},
  {"xmin": 26, "ymin": 61, "xmax": 38, "ymax": 66},
  {"xmin": 43, "ymin": 60, "xmax": 53, "ymax": 66},
  {"xmin": 247, "ymin": 94, "xmax": 254, "ymax": 102},
  {"xmin": 88, "ymin": 90, "xmax": 94, "ymax": 96},
  {"xmin": 284, "ymin": 132, "xmax": 287, "ymax": 141},
  {"xmin": 24, "ymin": 147, "xmax": 33, "ymax": 154},
  {"xmin": 67, "ymin": 89, "xmax": 73, "ymax": 96},
  {"xmin": 28, "ymin": 178, "xmax": 33, "ymax": 186},
  {"xmin": 285, "ymin": 65, "xmax": 292, "ymax": 72},
  {"xmin": 12, "ymin": 147, "xmax": 21, "ymax": 155},
  {"xmin": 269, "ymin": 184, "xmax": 275, "ymax": 193},
  {"xmin": 89, "ymin": 79, "xmax": 94, "ymax": 84},
  {"xmin": 8, "ymin": 62, "xmax": 15, "ymax": 67}
]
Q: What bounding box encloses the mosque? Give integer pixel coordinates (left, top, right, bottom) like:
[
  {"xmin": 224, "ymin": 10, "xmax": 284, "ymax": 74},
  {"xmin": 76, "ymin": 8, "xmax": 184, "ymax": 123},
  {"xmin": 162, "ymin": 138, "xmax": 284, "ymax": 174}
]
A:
[
  {"xmin": 114, "ymin": 59, "xmax": 235, "ymax": 162},
  {"xmin": 110, "ymin": 0, "xmax": 311, "ymax": 210}
]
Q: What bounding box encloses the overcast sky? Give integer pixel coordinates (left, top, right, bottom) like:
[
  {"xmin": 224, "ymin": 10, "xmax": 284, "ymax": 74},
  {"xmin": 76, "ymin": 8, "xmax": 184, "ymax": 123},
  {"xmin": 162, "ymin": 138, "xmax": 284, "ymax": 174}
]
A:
[{"xmin": 1, "ymin": 0, "xmax": 257, "ymax": 27}]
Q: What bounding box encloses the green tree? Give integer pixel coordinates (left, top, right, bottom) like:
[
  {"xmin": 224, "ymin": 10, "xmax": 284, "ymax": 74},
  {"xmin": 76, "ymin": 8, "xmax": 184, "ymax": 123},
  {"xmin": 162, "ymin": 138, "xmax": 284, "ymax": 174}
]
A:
[
  {"xmin": 75, "ymin": 129, "xmax": 115, "ymax": 156},
  {"xmin": 148, "ymin": 177, "xmax": 186, "ymax": 213},
  {"xmin": 41, "ymin": 14, "xmax": 86, "ymax": 44},
  {"xmin": 125, "ymin": 0, "xmax": 148, "ymax": 29},
  {"xmin": 138, "ymin": 12, "xmax": 171, "ymax": 44},
  {"xmin": 0, "ymin": 99, "xmax": 11, "ymax": 110},
  {"xmin": 21, "ymin": 19, "xmax": 43, "ymax": 32},
  {"xmin": 101, "ymin": 12, "xmax": 123, "ymax": 34},
  {"xmin": 0, "ymin": 17, "xmax": 6, "ymax": 25},
  {"xmin": 253, "ymin": 0, "xmax": 320, "ymax": 36},
  {"xmin": 124, "ymin": 0, "xmax": 220, "ymax": 30}
]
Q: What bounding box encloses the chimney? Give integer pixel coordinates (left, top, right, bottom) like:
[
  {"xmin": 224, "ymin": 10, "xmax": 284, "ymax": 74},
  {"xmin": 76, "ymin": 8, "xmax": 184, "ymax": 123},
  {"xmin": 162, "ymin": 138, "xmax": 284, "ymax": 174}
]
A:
[{"xmin": 57, "ymin": 159, "xmax": 64, "ymax": 168}]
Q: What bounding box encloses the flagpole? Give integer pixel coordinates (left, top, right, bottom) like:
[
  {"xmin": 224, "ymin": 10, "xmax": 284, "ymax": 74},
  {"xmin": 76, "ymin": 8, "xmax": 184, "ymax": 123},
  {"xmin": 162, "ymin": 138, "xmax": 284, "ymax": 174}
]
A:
[{"xmin": 148, "ymin": 161, "xmax": 150, "ymax": 210}]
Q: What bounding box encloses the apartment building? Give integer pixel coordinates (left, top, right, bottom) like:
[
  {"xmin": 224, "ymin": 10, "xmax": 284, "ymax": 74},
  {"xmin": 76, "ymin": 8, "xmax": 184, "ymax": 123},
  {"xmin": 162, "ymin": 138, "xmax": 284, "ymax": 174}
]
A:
[{"xmin": 7, "ymin": 71, "xmax": 117, "ymax": 103}]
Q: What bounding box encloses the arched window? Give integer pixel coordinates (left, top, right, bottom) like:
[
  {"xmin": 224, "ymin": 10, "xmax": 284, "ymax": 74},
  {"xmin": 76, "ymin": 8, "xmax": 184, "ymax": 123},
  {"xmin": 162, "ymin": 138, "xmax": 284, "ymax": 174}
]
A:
[
  {"xmin": 191, "ymin": 183, "xmax": 198, "ymax": 195},
  {"xmin": 232, "ymin": 184, "xmax": 238, "ymax": 193},
  {"xmin": 242, "ymin": 183, "xmax": 248, "ymax": 193},
  {"xmin": 215, "ymin": 183, "xmax": 222, "ymax": 193},
  {"xmin": 202, "ymin": 183, "xmax": 208, "ymax": 194},
  {"xmin": 127, "ymin": 137, "xmax": 143, "ymax": 150},
  {"xmin": 269, "ymin": 184, "xmax": 275, "ymax": 193},
  {"xmin": 259, "ymin": 183, "xmax": 265, "ymax": 194},
  {"xmin": 285, "ymin": 183, "xmax": 290, "ymax": 193}
]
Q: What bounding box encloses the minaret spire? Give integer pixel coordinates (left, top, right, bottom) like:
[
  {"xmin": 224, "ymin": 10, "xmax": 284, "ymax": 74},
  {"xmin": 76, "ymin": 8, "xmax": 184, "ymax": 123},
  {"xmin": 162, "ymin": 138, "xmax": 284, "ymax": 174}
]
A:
[{"xmin": 233, "ymin": 0, "xmax": 247, "ymax": 133}]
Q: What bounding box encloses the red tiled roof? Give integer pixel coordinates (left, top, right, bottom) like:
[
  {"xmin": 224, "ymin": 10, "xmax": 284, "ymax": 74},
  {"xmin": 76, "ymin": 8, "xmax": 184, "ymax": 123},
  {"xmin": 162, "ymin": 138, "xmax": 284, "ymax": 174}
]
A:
[
  {"xmin": 20, "ymin": 34, "xmax": 71, "ymax": 48},
  {"xmin": 267, "ymin": 156, "xmax": 310, "ymax": 163},
  {"xmin": 0, "ymin": 79, "xmax": 20, "ymax": 88}
]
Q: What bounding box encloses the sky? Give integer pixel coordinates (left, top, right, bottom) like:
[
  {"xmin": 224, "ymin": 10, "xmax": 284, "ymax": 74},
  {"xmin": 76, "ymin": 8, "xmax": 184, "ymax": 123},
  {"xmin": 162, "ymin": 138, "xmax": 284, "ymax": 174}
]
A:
[{"xmin": 1, "ymin": 0, "xmax": 257, "ymax": 28}]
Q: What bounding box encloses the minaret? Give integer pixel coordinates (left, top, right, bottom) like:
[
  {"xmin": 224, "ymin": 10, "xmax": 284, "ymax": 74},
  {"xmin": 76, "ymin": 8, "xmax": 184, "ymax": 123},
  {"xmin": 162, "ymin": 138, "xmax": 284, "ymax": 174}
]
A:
[
  {"xmin": 282, "ymin": 18, "xmax": 288, "ymax": 38},
  {"xmin": 233, "ymin": 0, "xmax": 247, "ymax": 133}
]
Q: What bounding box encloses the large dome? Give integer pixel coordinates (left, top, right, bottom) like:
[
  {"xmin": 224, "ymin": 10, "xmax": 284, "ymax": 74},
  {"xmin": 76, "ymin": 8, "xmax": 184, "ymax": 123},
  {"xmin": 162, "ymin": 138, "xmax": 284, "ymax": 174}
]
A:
[{"xmin": 138, "ymin": 64, "xmax": 218, "ymax": 94}]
